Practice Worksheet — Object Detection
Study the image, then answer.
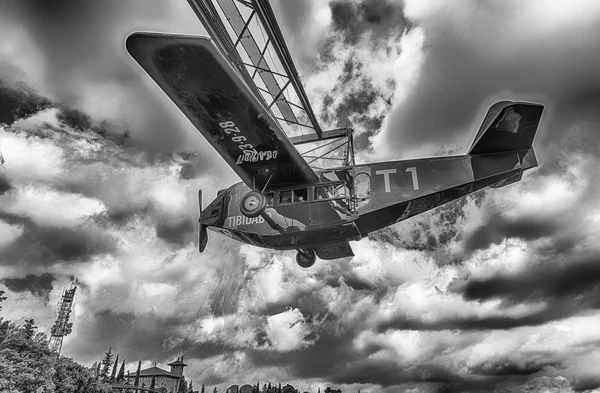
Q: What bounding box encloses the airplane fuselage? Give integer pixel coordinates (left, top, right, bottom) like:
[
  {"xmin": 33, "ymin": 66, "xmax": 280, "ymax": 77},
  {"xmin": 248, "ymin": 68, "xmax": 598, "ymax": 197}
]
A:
[{"xmin": 200, "ymin": 149, "xmax": 535, "ymax": 258}]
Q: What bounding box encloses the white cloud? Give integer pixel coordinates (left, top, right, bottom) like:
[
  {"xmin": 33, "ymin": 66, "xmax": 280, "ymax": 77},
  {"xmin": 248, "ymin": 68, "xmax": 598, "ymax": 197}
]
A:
[
  {"xmin": 0, "ymin": 126, "xmax": 66, "ymax": 181},
  {"xmin": 266, "ymin": 308, "xmax": 311, "ymax": 352},
  {"xmin": 0, "ymin": 183, "xmax": 106, "ymax": 227},
  {"xmin": 0, "ymin": 220, "xmax": 23, "ymax": 250}
]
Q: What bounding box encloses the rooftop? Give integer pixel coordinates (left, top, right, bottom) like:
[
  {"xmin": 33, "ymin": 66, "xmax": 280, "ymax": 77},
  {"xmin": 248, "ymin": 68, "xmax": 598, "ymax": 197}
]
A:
[{"xmin": 139, "ymin": 366, "xmax": 178, "ymax": 378}]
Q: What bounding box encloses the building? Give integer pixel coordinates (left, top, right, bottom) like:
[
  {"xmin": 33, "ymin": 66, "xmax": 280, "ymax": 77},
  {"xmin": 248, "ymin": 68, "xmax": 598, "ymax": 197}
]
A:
[{"xmin": 126, "ymin": 356, "xmax": 188, "ymax": 393}]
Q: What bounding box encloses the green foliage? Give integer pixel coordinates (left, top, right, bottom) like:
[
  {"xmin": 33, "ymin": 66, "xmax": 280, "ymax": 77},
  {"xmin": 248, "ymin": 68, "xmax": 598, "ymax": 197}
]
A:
[
  {"xmin": 0, "ymin": 80, "xmax": 53, "ymax": 124},
  {"xmin": 0, "ymin": 314, "xmax": 112, "ymax": 393},
  {"xmin": 134, "ymin": 359, "xmax": 141, "ymax": 386},
  {"xmin": 116, "ymin": 358, "xmax": 126, "ymax": 383},
  {"xmin": 110, "ymin": 354, "xmax": 119, "ymax": 382},
  {"xmin": 178, "ymin": 376, "xmax": 188, "ymax": 393},
  {"xmin": 100, "ymin": 346, "xmax": 113, "ymax": 381},
  {"xmin": 0, "ymin": 290, "xmax": 6, "ymax": 310},
  {"xmin": 22, "ymin": 318, "xmax": 36, "ymax": 341},
  {"xmin": 52, "ymin": 356, "xmax": 113, "ymax": 393}
]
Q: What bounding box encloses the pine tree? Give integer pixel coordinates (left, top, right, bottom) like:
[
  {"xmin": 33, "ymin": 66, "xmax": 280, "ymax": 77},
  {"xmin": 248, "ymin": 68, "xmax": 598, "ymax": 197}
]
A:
[
  {"xmin": 199, "ymin": 382, "xmax": 204, "ymax": 393},
  {"xmin": 268, "ymin": 382, "xmax": 272, "ymax": 390},
  {"xmin": 117, "ymin": 359, "xmax": 125, "ymax": 382},
  {"xmin": 134, "ymin": 359, "xmax": 141, "ymax": 386},
  {"xmin": 23, "ymin": 319, "xmax": 36, "ymax": 341},
  {"xmin": 213, "ymin": 388, "xmax": 218, "ymax": 393},
  {"xmin": 110, "ymin": 355, "xmax": 119, "ymax": 382},
  {"xmin": 278, "ymin": 382, "xmax": 281, "ymax": 393},
  {"xmin": 150, "ymin": 376, "xmax": 156, "ymax": 389},
  {"xmin": 96, "ymin": 362, "xmax": 102, "ymax": 378},
  {"xmin": 100, "ymin": 347, "xmax": 114, "ymax": 381},
  {"xmin": 178, "ymin": 377, "xmax": 188, "ymax": 393}
]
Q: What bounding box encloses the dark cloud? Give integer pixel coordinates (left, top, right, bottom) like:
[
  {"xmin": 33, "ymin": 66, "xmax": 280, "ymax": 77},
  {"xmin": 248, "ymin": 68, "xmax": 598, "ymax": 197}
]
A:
[
  {"xmin": 68, "ymin": 308, "xmax": 196, "ymax": 367},
  {"xmin": 0, "ymin": 173, "xmax": 11, "ymax": 195},
  {"xmin": 0, "ymin": 0, "xmax": 205, "ymax": 156},
  {"xmin": 155, "ymin": 218, "xmax": 195, "ymax": 246},
  {"xmin": 2, "ymin": 273, "xmax": 55, "ymax": 304},
  {"xmin": 329, "ymin": 358, "xmax": 460, "ymax": 387},
  {"xmin": 471, "ymin": 360, "xmax": 552, "ymax": 377},
  {"xmin": 0, "ymin": 213, "xmax": 116, "ymax": 267},
  {"xmin": 379, "ymin": 1, "xmax": 600, "ymax": 160},
  {"xmin": 330, "ymin": 0, "xmax": 410, "ymax": 46},
  {"xmin": 464, "ymin": 214, "xmax": 561, "ymax": 252},
  {"xmin": 376, "ymin": 302, "xmax": 575, "ymax": 333},
  {"xmin": 457, "ymin": 253, "xmax": 600, "ymax": 305}
]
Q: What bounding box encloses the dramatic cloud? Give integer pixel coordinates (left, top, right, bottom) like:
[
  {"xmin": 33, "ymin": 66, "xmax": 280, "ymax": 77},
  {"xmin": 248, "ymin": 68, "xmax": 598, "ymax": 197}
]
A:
[
  {"xmin": 2, "ymin": 1, "xmax": 600, "ymax": 393},
  {"xmin": 2, "ymin": 273, "xmax": 55, "ymax": 304}
]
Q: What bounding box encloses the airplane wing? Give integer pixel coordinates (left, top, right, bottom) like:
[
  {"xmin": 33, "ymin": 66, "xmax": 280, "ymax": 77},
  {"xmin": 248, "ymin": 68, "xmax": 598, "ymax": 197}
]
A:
[
  {"xmin": 126, "ymin": 32, "xmax": 318, "ymax": 190},
  {"xmin": 187, "ymin": 0, "xmax": 355, "ymax": 170}
]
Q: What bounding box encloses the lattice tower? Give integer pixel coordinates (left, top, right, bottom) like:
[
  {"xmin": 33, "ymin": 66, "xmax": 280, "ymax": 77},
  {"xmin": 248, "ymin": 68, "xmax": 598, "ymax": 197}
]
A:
[{"xmin": 48, "ymin": 284, "xmax": 76, "ymax": 356}]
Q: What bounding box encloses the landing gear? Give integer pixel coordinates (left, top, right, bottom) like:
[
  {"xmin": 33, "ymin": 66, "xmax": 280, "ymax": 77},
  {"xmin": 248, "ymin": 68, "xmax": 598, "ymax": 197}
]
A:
[
  {"xmin": 296, "ymin": 248, "xmax": 316, "ymax": 268},
  {"xmin": 240, "ymin": 191, "xmax": 267, "ymax": 218}
]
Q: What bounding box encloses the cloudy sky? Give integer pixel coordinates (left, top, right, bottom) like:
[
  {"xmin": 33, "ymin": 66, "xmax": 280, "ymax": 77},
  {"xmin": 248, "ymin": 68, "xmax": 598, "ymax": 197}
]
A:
[{"xmin": 2, "ymin": 0, "xmax": 600, "ymax": 392}]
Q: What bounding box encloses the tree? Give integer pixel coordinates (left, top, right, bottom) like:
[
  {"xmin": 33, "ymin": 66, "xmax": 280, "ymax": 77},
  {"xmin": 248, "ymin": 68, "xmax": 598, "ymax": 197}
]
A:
[
  {"xmin": 178, "ymin": 376, "xmax": 188, "ymax": 393},
  {"xmin": 117, "ymin": 359, "xmax": 126, "ymax": 382},
  {"xmin": 52, "ymin": 356, "xmax": 113, "ymax": 393},
  {"xmin": 134, "ymin": 359, "xmax": 141, "ymax": 386},
  {"xmin": 110, "ymin": 354, "xmax": 119, "ymax": 382},
  {"xmin": 278, "ymin": 382, "xmax": 282, "ymax": 393},
  {"xmin": 150, "ymin": 376, "xmax": 156, "ymax": 389},
  {"xmin": 22, "ymin": 318, "xmax": 36, "ymax": 340},
  {"xmin": 213, "ymin": 387, "xmax": 218, "ymax": 393},
  {"xmin": 0, "ymin": 290, "xmax": 7, "ymax": 310},
  {"xmin": 268, "ymin": 382, "xmax": 272, "ymax": 390},
  {"xmin": 100, "ymin": 346, "xmax": 114, "ymax": 381}
]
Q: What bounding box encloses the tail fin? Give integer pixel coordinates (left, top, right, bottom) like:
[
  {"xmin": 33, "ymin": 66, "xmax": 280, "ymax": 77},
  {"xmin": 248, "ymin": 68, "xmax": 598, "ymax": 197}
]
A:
[{"xmin": 468, "ymin": 101, "xmax": 544, "ymax": 155}]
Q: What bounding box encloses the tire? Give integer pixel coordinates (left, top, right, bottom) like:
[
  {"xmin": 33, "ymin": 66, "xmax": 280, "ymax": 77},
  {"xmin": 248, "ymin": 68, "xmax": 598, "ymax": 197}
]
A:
[
  {"xmin": 296, "ymin": 248, "xmax": 316, "ymax": 268},
  {"xmin": 240, "ymin": 191, "xmax": 267, "ymax": 218}
]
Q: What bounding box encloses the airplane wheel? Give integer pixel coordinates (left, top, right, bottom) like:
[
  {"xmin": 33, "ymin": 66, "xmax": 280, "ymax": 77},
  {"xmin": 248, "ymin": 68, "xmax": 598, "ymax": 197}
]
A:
[
  {"xmin": 296, "ymin": 249, "xmax": 316, "ymax": 268},
  {"xmin": 240, "ymin": 191, "xmax": 267, "ymax": 218}
]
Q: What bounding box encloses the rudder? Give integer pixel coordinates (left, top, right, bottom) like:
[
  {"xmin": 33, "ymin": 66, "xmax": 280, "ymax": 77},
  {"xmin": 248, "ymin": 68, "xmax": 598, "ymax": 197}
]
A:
[{"xmin": 469, "ymin": 101, "xmax": 544, "ymax": 155}]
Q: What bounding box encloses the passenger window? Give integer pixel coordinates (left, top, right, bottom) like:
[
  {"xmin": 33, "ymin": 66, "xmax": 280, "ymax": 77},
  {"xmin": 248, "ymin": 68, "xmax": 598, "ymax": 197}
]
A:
[
  {"xmin": 279, "ymin": 190, "xmax": 293, "ymax": 204},
  {"xmin": 265, "ymin": 192, "xmax": 274, "ymax": 206},
  {"xmin": 354, "ymin": 173, "xmax": 371, "ymax": 199},
  {"xmin": 294, "ymin": 188, "xmax": 308, "ymax": 202}
]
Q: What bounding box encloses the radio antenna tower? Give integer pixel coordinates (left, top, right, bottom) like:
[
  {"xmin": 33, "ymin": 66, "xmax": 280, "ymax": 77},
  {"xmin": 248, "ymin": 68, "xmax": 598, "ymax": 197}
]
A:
[{"xmin": 48, "ymin": 283, "xmax": 77, "ymax": 356}]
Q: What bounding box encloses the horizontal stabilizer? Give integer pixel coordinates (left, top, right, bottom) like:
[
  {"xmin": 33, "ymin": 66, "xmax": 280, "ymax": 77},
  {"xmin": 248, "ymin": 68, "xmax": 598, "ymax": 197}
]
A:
[{"xmin": 469, "ymin": 101, "xmax": 544, "ymax": 155}]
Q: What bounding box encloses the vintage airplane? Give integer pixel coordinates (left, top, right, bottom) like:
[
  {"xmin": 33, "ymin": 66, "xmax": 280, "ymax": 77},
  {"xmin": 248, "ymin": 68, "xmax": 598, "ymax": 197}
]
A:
[{"xmin": 126, "ymin": 0, "xmax": 544, "ymax": 267}]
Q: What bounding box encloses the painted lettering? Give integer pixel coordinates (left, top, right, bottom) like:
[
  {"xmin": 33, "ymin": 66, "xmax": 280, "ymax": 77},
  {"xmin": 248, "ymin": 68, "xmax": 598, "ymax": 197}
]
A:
[
  {"xmin": 406, "ymin": 167, "xmax": 419, "ymax": 190},
  {"xmin": 226, "ymin": 214, "xmax": 269, "ymax": 228},
  {"xmin": 375, "ymin": 169, "xmax": 397, "ymax": 193},
  {"xmin": 236, "ymin": 150, "xmax": 278, "ymax": 164}
]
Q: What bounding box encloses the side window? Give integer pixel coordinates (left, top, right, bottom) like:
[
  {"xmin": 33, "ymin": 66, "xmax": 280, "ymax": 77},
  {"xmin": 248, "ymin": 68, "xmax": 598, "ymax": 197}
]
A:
[
  {"xmin": 278, "ymin": 189, "xmax": 308, "ymax": 204},
  {"xmin": 354, "ymin": 172, "xmax": 371, "ymax": 209},
  {"xmin": 354, "ymin": 173, "xmax": 371, "ymax": 199},
  {"xmin": 279, "ymin": 190, "xmax": 293, "ymax": 204}
]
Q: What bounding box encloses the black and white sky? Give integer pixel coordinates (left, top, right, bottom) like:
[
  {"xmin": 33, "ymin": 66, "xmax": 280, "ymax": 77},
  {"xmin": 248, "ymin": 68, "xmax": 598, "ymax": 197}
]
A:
[{"xmin": 2, "ymin": 0, "xmax": 600, "ymax": 392}]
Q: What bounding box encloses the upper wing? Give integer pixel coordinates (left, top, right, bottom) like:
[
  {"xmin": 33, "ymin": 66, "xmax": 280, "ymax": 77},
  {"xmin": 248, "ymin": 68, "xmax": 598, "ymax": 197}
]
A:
[
  {"xmin": 126, "ymin": 32, "xmax": 318, "ymax": 190},
  {"xmin": 187, "ymin": 0, "xmax": 355, "ymax": 170}
]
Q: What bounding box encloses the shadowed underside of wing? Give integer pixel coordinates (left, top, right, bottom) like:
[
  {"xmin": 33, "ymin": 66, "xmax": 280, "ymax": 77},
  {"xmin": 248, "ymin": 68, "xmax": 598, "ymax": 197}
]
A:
[{"xmin": 126, "ymin": 32, "xmax": 318, "ymax": 190}]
